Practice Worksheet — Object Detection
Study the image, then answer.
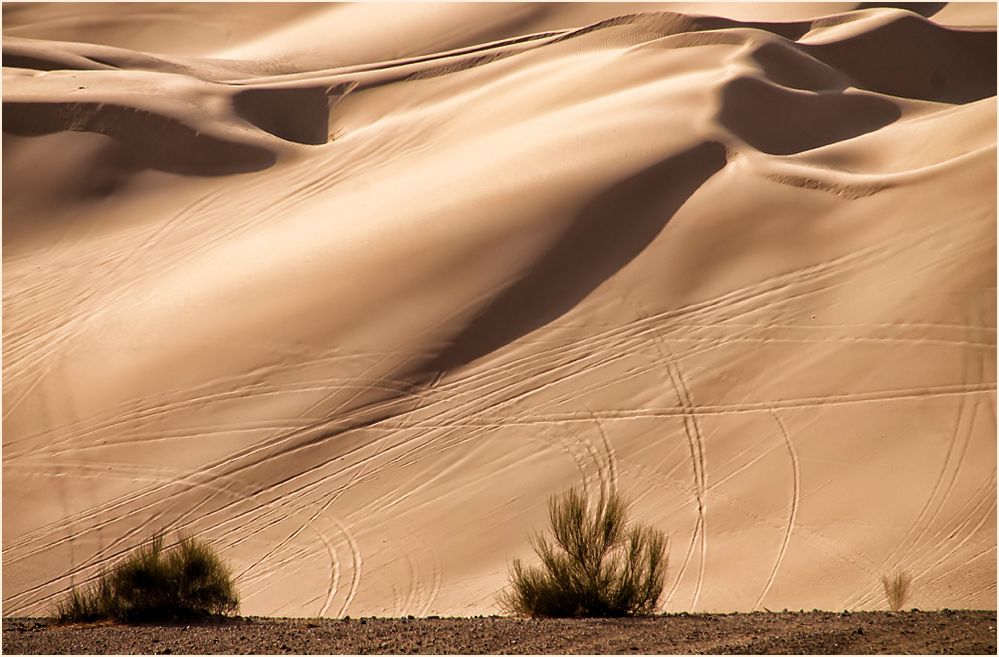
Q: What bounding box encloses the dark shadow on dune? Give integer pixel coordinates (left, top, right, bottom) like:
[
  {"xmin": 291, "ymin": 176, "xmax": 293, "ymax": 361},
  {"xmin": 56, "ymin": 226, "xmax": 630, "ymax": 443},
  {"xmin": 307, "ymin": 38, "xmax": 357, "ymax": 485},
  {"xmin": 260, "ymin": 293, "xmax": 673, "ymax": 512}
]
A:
[
  {"xmin": 718, "ymin": 76, "xmax": 901, "ymax": 155},
  {"xmin": 232, "ymin": 86, "xmax": 332, "ymax": 146},
  {"xmin": 678, "ymin": 14, "xmax": 814, "ymax": 41},
  {"xmin": 803, "ymin": 14, "xmax": 997, "ymax": 104},
  {"xmin": 3, "ymin": 101, "xmax": 276, "ymax": 176},
  {"xmin": 856, "ymin": 2, "xmax": 948, "ymax": 18},
  {"xmin": 418, "ymin": 141, "xmax": 728, "ymax": 375},
  {"xmin": 552, "ymin": 12, "xmax": 813, "ymax": 46},
  {"xmin": 2, "ymin": 52, "xmax": 87, "ymax": 71},
  {"xmin": 746, "ymin": 40, "xmax": 849, "ymax": 92}
]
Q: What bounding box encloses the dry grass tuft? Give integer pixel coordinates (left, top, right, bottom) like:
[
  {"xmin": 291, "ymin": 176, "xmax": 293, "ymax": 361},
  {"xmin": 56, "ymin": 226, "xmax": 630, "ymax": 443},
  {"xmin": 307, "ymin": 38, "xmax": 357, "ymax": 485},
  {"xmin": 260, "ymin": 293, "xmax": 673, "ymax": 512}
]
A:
[
  {"xmin": 499, "ymin": 486, "xmax": 667, "ymax": 618},
  {"xmin": 881, "ymin": 571, "xmax": 913, "ymax": 611},
  {"xmin": 58, "ymin": 533, "xmax": 239, "ymax": 623}
]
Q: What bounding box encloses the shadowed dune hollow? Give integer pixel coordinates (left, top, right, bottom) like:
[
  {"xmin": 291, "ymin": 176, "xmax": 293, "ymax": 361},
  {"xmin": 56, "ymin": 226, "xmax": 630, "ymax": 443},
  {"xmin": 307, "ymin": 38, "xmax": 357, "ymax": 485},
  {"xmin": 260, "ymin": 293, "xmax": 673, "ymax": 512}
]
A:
[{"xmin": 2, "ymin": 2, "xmax": 996, "ymax": 618}]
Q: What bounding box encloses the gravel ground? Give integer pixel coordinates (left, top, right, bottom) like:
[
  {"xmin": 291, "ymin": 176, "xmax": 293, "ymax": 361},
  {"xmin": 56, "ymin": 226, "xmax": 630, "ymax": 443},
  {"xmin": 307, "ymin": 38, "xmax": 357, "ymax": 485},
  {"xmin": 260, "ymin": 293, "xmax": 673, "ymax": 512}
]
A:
[{"xmin": 4, "ymin": 610, "xmax": 995, "ymax": 654}]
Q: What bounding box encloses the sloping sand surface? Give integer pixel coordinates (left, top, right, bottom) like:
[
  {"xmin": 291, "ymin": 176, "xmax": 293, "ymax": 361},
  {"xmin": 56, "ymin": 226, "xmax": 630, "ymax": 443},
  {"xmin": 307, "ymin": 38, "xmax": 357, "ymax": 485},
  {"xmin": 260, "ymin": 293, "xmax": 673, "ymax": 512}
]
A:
[{"xmin": 3, "ymin": 3, "xmax": 996, "ymax": 617}]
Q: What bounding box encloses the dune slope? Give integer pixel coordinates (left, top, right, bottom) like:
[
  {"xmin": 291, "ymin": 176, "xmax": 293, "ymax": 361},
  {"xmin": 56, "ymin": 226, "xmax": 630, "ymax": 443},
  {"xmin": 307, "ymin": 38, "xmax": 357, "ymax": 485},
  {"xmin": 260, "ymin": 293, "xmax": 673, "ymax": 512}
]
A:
[{"xmin": 3, "ymin": 3, "xmax": 996, "ymax": 617}]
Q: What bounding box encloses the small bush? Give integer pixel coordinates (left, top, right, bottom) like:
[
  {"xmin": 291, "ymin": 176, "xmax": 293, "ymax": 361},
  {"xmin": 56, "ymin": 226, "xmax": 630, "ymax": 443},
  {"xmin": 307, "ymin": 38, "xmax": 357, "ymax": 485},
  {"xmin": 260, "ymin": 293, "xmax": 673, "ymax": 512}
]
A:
[
  {"xmin": 881, "ymin": 570, "xmax": 912, "ymax": 611},
  {"xmin": 499, "ymin": 486, "xmax": 667, "ymax": 617},
  {"xmin": 58, "ymin": 533, "xmax": 239, "ymax": 623}
]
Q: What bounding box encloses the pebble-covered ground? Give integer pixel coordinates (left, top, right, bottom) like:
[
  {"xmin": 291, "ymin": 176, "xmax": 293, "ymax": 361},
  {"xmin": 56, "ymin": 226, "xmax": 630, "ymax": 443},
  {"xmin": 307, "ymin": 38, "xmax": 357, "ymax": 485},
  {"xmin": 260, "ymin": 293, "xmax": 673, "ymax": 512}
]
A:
[{"xmin": 4, "ymin": 610, "xmax": 996, "ymax": 654}]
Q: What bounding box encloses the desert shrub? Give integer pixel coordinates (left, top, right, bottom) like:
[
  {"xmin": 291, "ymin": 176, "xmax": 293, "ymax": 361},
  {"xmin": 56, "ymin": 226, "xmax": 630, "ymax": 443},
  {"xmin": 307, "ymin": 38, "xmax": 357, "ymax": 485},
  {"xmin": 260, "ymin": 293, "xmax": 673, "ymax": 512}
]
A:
[
  {"xmin": 58, "ymin": 533, "xmax": 239, "ymax": 623},
  {"xmin": 881, "ymin": 570, "xmax": 912, "ymax": 611},
  {"xmin": 57, "ymin": 577, "xmax": 116, "ymax": 622},
  {"xmin": 499, "ymin": 486, "xmax": 667, "ymax": 617}
]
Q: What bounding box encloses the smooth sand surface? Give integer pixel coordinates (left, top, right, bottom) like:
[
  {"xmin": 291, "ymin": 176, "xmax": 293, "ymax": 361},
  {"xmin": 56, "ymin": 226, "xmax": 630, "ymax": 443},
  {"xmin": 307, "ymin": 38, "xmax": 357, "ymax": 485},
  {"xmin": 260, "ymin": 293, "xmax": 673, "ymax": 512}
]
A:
[{"xmin": 3, "ymin": 2, "xmax": 996, "ymax": 618}]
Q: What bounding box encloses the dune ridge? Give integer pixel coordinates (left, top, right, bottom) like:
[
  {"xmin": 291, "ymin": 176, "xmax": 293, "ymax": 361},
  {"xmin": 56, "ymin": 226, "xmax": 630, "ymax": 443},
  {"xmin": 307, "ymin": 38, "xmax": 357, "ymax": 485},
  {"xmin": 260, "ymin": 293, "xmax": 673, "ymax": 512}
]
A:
[{"xmin": 3, "ymin": 3, "xmax": 995, "ymax": 618}]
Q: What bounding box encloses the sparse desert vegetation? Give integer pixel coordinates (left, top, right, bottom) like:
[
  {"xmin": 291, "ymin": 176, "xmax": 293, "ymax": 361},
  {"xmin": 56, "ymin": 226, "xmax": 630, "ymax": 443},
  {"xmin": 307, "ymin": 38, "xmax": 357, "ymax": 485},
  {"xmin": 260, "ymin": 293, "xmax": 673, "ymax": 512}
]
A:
[
  {"xmin": 499, "ymin": 486, "xmax": 667, "ymax": 617},
  {"xmin": 880, "ymin": 571, "xmax": 913, "ymax": 612},
  {"xmin": 57, "ymin": 534, "xmax": 239, "ymax": 623}
]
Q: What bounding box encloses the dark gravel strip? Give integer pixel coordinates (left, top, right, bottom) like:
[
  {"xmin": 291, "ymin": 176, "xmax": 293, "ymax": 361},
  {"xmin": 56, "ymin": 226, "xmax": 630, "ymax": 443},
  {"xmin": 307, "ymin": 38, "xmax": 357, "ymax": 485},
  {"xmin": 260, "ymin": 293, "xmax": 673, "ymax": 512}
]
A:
[{"xmin": 4, "ymin": 610, "xmax": 996, "ymax": 655}]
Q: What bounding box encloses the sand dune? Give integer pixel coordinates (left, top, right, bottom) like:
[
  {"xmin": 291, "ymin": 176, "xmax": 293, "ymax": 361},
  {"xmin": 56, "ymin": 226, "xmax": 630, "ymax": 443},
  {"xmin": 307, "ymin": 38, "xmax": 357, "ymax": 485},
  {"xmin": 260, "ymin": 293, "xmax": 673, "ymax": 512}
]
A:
[{"xmin": 3, "ymin": 3, "xmax": 995, "ymax": 618}]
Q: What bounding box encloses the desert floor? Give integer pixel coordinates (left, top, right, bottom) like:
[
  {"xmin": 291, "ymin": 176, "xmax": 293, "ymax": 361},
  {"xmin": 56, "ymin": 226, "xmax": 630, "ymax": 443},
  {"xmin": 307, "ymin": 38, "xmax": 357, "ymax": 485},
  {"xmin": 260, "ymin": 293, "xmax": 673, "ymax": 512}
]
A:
[
  {"xmin": 3, "ymin": 2, "xmax": 997, "ymax": 620},
  {"xmin": 4, "ymin": 611, "xmax": 998, "ymax": 655}
]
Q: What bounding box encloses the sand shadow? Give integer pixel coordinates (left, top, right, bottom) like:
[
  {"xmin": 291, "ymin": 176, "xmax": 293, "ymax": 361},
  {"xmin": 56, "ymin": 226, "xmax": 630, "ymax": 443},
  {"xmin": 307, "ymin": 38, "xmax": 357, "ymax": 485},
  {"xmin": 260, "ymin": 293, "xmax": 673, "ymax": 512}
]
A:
[
  {"xmin": 420, "ymin": 140, "xmax": 729, "ymax": 375},
  {"xmin": 855, "ymin": 2, "xmax": 948, "ymax": 18},
  {"xmin": 717, "ymin": 76, "xmax": 901, "ymax": 156},
  {"xmin": 3, "ymin": 101, "xmax": 276, "ymax": 176},
  {"xmin": 803, "ymin": 14, "xmax": 997, "ymax": 105}
]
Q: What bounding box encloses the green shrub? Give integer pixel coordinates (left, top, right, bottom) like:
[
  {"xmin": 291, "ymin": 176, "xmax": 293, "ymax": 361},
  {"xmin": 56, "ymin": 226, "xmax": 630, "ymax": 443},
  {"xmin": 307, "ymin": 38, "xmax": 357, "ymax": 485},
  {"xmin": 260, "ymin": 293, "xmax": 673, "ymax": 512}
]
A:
[
  {"xmin": 58, "ymin": 533, "xmax": 239, "ymax": 623},
  {"xmin": 499, "ymin": 486, "xmax": 667, "ymax": 617}
]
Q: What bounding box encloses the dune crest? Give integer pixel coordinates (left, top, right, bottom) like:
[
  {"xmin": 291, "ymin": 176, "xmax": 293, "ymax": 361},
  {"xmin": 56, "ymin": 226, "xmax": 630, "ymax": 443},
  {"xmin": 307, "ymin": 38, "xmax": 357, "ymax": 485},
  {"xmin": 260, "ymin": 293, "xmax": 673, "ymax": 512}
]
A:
[{"xmin": 3, "ymin": 3, "xmax": 995, "ymax": 618}]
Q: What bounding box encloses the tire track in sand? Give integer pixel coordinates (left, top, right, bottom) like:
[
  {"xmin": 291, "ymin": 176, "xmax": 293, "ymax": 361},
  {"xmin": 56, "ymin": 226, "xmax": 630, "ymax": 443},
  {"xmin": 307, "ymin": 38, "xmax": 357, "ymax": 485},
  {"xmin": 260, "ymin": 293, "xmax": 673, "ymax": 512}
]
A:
[
  {"xmin": 606, "ymin": 291, "xmax": 706, "ymax": 611},
  {"xmin": 329, "ymin": 515, "xmax": 363, "ymax": 618},
  {"xmin": 752, "ymin": 408, "xmax": 800, "ymax": 610},
  {"xmin": 632, "ymin": 308, "xmax": 706, "ymax": 611},
  {"xmin": 661, "ymin": 339, "xmax": 708, "ymax": 612},
  {"xmin": 845, "ymin": 333, "xmax": 983, "ymax": 609}
]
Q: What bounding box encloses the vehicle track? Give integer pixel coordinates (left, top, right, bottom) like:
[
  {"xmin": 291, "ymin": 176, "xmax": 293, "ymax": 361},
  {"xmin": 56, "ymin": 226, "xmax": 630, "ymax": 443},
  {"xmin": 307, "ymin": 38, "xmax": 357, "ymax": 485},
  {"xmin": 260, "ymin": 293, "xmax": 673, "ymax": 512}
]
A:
[{"xmin": 752, "ymin": 409, "xmax": 801, "ymax": 610}]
